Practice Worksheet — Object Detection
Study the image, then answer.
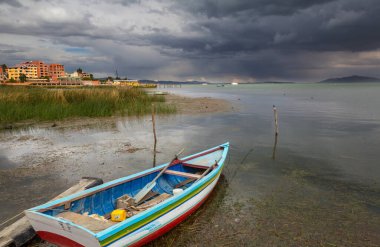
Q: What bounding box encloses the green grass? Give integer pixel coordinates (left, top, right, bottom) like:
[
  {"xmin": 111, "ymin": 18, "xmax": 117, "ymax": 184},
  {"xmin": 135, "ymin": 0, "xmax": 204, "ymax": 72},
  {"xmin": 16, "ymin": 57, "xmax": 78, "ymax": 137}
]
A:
[{"xmin": 0, "ymin": 86, "xmax": 176, "ymax": 123}]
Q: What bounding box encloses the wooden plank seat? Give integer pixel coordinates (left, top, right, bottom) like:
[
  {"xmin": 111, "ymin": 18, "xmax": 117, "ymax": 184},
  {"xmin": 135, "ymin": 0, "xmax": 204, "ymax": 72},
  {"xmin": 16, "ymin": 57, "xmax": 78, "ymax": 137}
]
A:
[
  {"xmin": 56, "ymin": 211, "xmax": 117, "ymax": 233},
  {"xmin": 174, "ymin": 162, "xmax": 217, "ymax": 188},
  {"xmin": 181, "ymin": 162, "xmax": 210, "ymax": 169},
  {"xmin": 164, "ymin": 170, "xmax": 202, "ymax": 179}
]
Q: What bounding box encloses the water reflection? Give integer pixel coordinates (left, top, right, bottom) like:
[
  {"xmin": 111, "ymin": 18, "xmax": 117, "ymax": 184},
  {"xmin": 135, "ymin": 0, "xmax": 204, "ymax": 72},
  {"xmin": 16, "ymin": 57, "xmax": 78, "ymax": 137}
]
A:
[{"xmin": 1, "ymin": 83, "xmax": 380, "ymax": 245}]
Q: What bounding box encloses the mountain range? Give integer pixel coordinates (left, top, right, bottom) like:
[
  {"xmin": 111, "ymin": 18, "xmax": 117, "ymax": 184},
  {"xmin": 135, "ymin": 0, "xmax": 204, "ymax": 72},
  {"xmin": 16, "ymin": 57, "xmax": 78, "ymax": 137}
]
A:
[{"xmin": 319, "ymin": 75, "xmax": 380, "ymax": 83}]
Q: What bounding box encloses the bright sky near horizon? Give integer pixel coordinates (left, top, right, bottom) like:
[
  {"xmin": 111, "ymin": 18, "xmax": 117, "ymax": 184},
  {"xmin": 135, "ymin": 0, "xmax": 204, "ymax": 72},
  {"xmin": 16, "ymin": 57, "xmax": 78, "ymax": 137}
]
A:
[{"xmin": 0, "ymin": 0, "xmax": 379, "ymax": 82}]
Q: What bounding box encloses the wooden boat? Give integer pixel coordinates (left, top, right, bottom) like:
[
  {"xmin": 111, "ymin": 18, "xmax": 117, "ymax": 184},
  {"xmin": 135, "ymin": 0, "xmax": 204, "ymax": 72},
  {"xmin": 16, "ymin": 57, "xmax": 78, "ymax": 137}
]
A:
[{"xmin": 25, "ymin": 142, "xmax": 229, "ymax": 247}]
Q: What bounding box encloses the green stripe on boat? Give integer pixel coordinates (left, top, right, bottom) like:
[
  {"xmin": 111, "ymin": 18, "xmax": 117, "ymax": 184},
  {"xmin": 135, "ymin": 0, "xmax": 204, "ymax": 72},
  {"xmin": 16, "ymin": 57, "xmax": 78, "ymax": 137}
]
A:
[{"xmin": 100, "ymin": 169, "xmax": 222, "ymax": 246}]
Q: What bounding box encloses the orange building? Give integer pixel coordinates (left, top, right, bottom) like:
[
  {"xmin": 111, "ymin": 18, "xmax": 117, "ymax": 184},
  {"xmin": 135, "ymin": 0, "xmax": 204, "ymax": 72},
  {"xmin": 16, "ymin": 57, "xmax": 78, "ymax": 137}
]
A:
[
  {"xmin": 49, "ymin": 64, "xmax": 65, "ymax": 81},
  {"xmin": 30, "ymin": 61, "xmax": 49, "ymax": 78},
  {"xmin": 0, "ymin": 67, "xmax": 5, "ymax": 81}
]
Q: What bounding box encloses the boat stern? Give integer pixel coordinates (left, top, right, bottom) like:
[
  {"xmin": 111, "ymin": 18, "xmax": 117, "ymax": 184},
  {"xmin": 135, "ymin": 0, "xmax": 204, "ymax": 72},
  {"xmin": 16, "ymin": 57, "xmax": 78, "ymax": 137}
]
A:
[{"xmin": 25, "ymin": 210, "xmax": 101, "ymax": 247}]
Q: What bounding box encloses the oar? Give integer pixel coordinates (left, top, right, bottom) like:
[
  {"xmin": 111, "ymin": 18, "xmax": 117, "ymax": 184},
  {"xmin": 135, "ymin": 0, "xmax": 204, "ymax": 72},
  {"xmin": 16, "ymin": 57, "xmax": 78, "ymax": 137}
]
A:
[{"xmin": 133, "ymin": 148, "xmax": 184, "ymax": 205}]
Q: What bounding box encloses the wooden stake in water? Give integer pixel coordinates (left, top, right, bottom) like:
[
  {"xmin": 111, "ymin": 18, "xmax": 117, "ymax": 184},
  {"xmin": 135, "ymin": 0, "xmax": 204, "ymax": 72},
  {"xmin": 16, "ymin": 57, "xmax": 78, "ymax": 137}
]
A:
[
  {"xmin": 152, "ymin": 104, "xmax": 157, "ymax": 167},
  {"xmin": 272, "ymin": 105, "xmax": 279, "ymax": 159},
  {"xmin": 272, "ymin": 134, "xmax": 278, "ymax": 160},
  {"xmin": 273, "ymin": 105, "xmax": 279, "ymax": 136}
]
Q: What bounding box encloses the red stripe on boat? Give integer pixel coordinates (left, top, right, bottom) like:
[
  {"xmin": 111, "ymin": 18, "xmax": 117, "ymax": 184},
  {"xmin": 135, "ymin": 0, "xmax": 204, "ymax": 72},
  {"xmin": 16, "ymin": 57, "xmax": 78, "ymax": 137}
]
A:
[
  {"xmin": 37, "ymin": 231, "xmax": 84, "ymax": 247},
  {"xmin": 129, "ymin": 192, "xmax": 212, "ymax": 247}
]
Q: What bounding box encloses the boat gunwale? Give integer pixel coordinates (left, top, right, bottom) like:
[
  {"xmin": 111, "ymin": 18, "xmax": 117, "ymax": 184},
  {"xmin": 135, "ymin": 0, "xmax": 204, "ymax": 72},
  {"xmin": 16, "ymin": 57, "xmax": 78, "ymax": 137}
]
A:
[{"xmin": 28, "ymin": 143, "xmax": 227, "ymax": 214}]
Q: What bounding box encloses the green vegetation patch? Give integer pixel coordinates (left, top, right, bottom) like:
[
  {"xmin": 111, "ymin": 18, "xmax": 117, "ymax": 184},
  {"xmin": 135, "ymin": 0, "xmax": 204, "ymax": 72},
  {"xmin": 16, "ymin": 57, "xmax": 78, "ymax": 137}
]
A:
[{"xmin": 0, "ymin": 86, "xmax": 176, "ymax": 123}]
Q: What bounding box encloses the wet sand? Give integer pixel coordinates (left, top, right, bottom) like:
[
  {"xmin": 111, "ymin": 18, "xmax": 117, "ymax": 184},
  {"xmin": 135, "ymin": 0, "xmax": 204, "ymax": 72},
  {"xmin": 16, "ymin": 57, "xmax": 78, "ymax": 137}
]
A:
[{"xmin": 165, "ymin": 94, "xmax": 233, "ymax": 114}]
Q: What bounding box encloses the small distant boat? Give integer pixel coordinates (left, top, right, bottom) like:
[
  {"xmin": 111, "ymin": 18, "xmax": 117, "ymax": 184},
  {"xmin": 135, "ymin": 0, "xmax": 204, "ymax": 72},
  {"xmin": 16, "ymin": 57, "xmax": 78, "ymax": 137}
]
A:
[
  {"xmin": 201, "ymin": 83, "xmax": 208, "ymax": 86},
  {"xmin": 25, "ymin": 143, "xmax": 230, "ymax": 247},
  {"xmin": 231, "ymin": 82, "xmax": 238, "ymax": 86}
]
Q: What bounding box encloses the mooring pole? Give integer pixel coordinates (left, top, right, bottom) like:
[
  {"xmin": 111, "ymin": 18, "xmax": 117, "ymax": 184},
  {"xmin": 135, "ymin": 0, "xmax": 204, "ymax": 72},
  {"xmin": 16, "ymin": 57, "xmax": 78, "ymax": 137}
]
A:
[
  {"xmin": 273, "ymin": 105, "xmax": 279, "ymax": 136},
  {"xmin": 272, "ymin": 105, "xmax": 279, "ymax": 160},
  {"xmin": 152, "ymin": 103, "xmax": 157, "ymax": 167},
  {"xmin": 272, "ymin": 134, "xmax": 278, "ymax": 160}
]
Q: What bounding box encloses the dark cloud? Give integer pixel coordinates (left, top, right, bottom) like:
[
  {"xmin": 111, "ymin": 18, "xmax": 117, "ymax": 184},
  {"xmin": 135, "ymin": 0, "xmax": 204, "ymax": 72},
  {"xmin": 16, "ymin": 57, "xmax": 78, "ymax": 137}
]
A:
[
  {"xmin": 0, "ymin": 0, "xmax": 379, "ymax": 81},
  {"xmin": 158, "ymin": 0, "xmax": 380, "ymax": 55},
  {"xmin": 0, "ymin": 0, "xmax": 22, "ymax": 7},
  {"xmin": 174, "ymin": 0, "xmax": 335, "ymax": 18}
]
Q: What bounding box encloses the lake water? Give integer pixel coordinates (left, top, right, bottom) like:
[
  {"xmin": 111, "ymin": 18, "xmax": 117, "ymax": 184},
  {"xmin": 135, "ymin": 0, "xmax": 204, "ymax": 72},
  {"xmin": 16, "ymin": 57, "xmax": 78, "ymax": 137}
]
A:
[{"xmin": 1, "ymin": 83, "xmax": 379, "ymax": 246}]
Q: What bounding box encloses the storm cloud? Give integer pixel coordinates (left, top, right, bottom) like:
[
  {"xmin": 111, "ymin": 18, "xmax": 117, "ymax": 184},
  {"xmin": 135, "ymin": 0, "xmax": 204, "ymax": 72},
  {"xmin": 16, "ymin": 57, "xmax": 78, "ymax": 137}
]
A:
[{"xmin": 0, "ymin": 0, "xmax": 379, "ymax": 82}]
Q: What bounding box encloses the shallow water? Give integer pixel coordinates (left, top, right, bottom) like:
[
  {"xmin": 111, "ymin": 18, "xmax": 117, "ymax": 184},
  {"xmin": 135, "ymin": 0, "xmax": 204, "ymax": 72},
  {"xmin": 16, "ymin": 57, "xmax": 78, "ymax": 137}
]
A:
[{"xmin": 1, "ymin": 83, "xmax": 380, "ymax": 246}]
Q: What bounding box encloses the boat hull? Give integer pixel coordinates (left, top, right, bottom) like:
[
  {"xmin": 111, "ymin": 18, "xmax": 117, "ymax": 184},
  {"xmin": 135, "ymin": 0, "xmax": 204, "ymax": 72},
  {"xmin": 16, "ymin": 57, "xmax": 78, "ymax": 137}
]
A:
[
  {"xmin": 36, "ymin": 231, "xmax": 85, "ymax": 247},
  {"xmin": 25, "ymin": 143, "xmax": 229, "ymax": 247},
  {"xmin": 27, "ymin": 174, "xmax": 220, "ymax": 247}
]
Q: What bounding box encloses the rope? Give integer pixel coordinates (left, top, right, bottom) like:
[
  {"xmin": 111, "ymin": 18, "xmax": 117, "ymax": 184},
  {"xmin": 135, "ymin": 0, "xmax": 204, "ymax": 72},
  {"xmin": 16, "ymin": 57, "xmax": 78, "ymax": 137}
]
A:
[
  {"xmin": 240, "ymin": 148, "xmax": 254, "ymax": 164},
  {"xmin": 228, "ymin": 148, "xmax": 254, "ymax": 183}
]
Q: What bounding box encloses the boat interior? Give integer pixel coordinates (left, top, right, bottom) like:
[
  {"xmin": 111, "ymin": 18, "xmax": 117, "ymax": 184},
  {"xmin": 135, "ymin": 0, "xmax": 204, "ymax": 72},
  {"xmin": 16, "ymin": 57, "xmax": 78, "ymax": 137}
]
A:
[{"xmin": 39, "ymin": 148, "xmax": 224, "ymax": 233}]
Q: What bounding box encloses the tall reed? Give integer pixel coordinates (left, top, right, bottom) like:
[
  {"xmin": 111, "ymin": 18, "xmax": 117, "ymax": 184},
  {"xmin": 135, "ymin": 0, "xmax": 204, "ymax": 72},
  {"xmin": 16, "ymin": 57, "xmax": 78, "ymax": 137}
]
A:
[{"xmin": 0, "ymin": 86, "xmax": 176, "ymax": 123}]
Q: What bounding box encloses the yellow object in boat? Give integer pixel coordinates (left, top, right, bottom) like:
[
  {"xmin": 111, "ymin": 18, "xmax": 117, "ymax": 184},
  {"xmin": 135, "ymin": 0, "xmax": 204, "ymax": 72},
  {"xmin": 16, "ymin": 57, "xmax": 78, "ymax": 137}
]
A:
[{"xmin": 111, "ymin": 209, "xmax": 127, "ymax": 222}]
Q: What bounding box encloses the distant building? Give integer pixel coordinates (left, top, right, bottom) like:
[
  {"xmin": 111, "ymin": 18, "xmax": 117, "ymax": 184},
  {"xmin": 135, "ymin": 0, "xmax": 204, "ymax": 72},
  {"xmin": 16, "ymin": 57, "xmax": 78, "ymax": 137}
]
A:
[
  {"xmin": 81, "ymin": 72, "xmax": 91, "ymax": 79},
  {"xmin": 113, "ymin": 79, "xmax": 156, "ymax": 88},
  {"xmin": 114, "ymin": 79, "xmax": 139, "ymax": 86},
  {"xmin": 82, "ymin": 80, "xmax": 100, "ymax": 86},
  {"xmin": 70, "ymin": 71, "xmax": 81, "ymax": 78},
  {"xmin": 0, "ymin": 67, "xmax": 6, "ymax": 82},
  {"xmin": 69, "ymin": 70, "xmax": 92, "ymax": 79},
  {"xmin": 7, "ymin": 63, "xmax": 38, "ymax": 81},
  {"xmin": 57, "ymin": 77, "xmax": 82, "ymax": 85},
  {"xmin": 49, "ymin": 64, "xmax": 65, "ymax": 81},
  {"xmin": 28, "ymin": 60, "xmax": 49, "ymax": 78}
]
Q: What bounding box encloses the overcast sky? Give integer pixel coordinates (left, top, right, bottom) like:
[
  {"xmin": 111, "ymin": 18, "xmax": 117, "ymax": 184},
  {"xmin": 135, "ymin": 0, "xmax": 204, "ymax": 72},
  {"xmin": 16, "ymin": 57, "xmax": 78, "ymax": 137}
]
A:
[{"xmin": 0, "ymin": 0, "xmax": 379, "ymax": 82}]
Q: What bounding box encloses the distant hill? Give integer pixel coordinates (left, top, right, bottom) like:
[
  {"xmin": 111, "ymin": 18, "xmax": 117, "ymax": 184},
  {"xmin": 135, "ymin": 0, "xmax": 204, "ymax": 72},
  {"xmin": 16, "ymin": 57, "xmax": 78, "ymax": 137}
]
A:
[{"xmin": 319, "ymin": 75, "xmax": 380, "ymax": 83}]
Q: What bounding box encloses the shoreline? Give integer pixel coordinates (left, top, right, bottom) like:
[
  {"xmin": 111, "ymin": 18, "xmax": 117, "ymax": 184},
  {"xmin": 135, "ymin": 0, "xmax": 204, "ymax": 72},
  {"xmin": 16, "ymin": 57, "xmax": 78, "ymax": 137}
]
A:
[
  {"xmin": 164, "ymin": 94, "xmax": 233, "ymax": 115},
  {"xmin": 0, "ymin": 93, "xmax": 234, "ymax": 131}
]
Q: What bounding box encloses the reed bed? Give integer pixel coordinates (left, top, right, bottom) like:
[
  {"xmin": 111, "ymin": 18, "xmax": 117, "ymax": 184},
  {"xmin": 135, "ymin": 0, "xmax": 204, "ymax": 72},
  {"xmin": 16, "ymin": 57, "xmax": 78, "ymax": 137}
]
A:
[{"xmin": 0, "ymin": 86, "xmax": 176, "ymax": 123}]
